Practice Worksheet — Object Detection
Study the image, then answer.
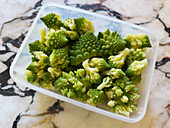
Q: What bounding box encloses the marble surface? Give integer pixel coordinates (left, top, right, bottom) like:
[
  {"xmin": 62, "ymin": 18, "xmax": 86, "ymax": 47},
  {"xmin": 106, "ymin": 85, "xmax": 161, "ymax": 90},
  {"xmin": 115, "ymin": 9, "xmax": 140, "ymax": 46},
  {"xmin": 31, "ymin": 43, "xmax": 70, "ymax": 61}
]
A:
[{"xmin": 0, "ymin": 0, "xmax": 170, "ymax": 128}]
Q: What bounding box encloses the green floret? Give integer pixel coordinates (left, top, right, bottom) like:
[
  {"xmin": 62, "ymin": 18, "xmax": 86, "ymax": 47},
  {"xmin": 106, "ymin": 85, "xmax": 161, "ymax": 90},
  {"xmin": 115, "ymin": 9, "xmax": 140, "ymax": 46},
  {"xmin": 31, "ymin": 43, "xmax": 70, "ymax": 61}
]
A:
[
  {"xmin": 70, "ymin": 31, "xmax": 103, "ymax": 65},
  {"xmin": 108, "ymin": 48, "xmax": 130, "ymax": 69},
  {"xmin": 45, "ymin": 29, "xmax": 68, "ymax": 49},
  {"xmin": 64, "ymin": 18, "xmax": 76, "ymax": 30},
  {"xmin": 97, "ymin": 77, "xmax": 113, "ymax": 90},
  {"xmin": 29, "ymin": 40, "xmax": 45, "ymax": 54},
  {"xmin": 113, "ymin": 104, "xmax": 132, "ymax": 117},
  {"xmin": 39, "ymin": 28, "xmax": 46, "ymax": 43},
  {"xmin": 126, "ymin": 48, "xmax": 146, "ymax": 66},
  {"xmin": 40, "ymin": 13, "xmax": 64, "ymax": 30},
  {"xmin": 87, "ymin": 89, "xmax": 106, "ymax": 105},
  {"xmin": 82, "ymin": 59, "xmax": 101, "ymax": 84},
  {"xmin": 75, "ymin": 69, "xmax": 92, "ymax": 93},
  {"xmin": 97, "ymin": 29, "xmax": 127, "ymax": 56},
  {"xmin": 54, "ymin": 71, "xmax": 88, "ymax": 100},
  {"xmin": 25, "ymin": 70, "xmax": 37, "ymax": 83},
  {"xmin": 47, "ymin": 67, "xmax": 62, "ymax": 78},
  {"xmin": 89, "ymin": 58, "xmax": 110, "ymax": 71},
  {"xmin": 103, "ymin": 68, "xmax": 125, "ymax": 80},
  {"xmin": 54, "ymin": 77, "xmax": 76, "ymax": 98},
  {"xmin": 42, "ymin": 72, "xmax": 52, "ymax": 83},
  {"xmin": 33, "ymin": 51, "xmax": 50, "ymax": 68},
  {"xmin": 49, "ymin": 47, "xmax": 70, "ymax": 69},
  {"xmin": 74, "ymin": 17, "xmax": 95, "ymax": 35},
  {"xmin": 26, "ymin": 52, "xmax": 49, "ymax": 73},
  {"xmin": 129, "ymin": 74, "xmax": 141, "ymax": 85},
  {"xmin": 125, "ymin": 59, "xmax": 148, "ymax": 77},
  {"xmin": 63, "ymin": 71, "xmax": 84, "ymax": 91},
  {"xmin": 60, "ymin": 27, "xmax": 79, "ymax": 40},
  {"xmin": 113, "ymin": 76, "xmax": 133, "ymax": 89},
  {"xmin": 124, "ymin": 34, "xmax": 151, "ymax": 49}
]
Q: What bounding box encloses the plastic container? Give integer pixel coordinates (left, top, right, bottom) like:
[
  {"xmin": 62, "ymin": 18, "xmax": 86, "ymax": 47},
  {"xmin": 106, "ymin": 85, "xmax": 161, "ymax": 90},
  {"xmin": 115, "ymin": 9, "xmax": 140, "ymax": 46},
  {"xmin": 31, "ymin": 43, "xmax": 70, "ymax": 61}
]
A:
[{"xmin": 10, "ymin": 3, "xmax": 159, "ymax": 123}]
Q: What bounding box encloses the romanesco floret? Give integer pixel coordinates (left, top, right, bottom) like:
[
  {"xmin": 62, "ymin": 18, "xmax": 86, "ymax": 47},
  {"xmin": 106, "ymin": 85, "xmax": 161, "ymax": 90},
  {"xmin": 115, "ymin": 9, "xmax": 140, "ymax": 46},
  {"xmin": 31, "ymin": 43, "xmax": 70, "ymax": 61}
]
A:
[
  {"xmin": 97, "ymin": 29, "xmax": 127, "ymax": 55},
  {"xmin": 40, "ymin": 13, "xmax": 64, "ymax": 30},
  {"xmin": 47, "ymin": 67, "xmax": 62, "ymax": 78},
  {"xmin": 29, "ymin": 40, "xmax": 45, "ymax": 55},
  {"xmin": 103, "ymin": 68, "xmax": 125, "ymax": 80},
  {"xmin": 45, "ymin": 29, "xmax": 68, "ymax": 49},
  {"xmin": 89, "ymin": 58, "xmax": 110, "ymax": 71},
  {"xmin": 39, "ymin": 28, "xmax": 46, "ymax": 43},
  {"xmin": 87, "ymin": 89, "xmax": 106, "ymax": 105},
  {"xmin": 42, "ymin": 72, "xmax": 52, "ymax": 83},
  {"xmin": 74, "ymin": 17, "xmax": 95, "ymax": 35},
  {"xmin": 113, "ymin": 104, "xmax": 132, "ymax": 117},
  {"xmin": 74, "ymin": 69, "xmax": 92, "ymax": 93},
  {"xmin": 126, "ymin": 48, "xmax": 146, "ymax": 66},
  {"xmin": 125, "ymin": 59, "xmax": 148, "ymax": 77},
  {"xmin": 70, "ymin": 31, "xmax": 103, "ymax": 65},
  {"xmin": 64, "ymin": 18, "xmax": 76, "ymax": 30},
  {"xmin": 129, "ymin": 74, "xmax": 141, "ymax": 85},
  {"xmin": 63, "ymin": 71, "xmax": 84, "ymax": 91},
  {"xmin": 108, "ymin": 48, "xmax": 130, "ymax": 69},
  {"xmin": 54, "ymin": 72, "xmax": 88, "ymax": 100},
  {"xmin": 124, "ymin": 34, "xmax": 151, "ymax": 49},
  {"xmin": 107, "ymin": 100, "xmax": 116, "ymax": 107},
  {"xmin": 25, "ymin": 70, "xmax": 37, "ymax": 83},
  {"xmin": 97, "ymin": 77, "xmax": 113, "ymax": 90},
  {"xmin": 60, "ymin": 27, "xmax": 79, "ymax": 40},
  {"xmin": 82, "ymin": 59, "xmax": 101, "ymax": 84},
  {"xmin": 26, "ymin": 52, "xmax": 49, "ymax": 73},
  {"xmin": 49, "ymin": 47, "xmax": 70, "ymax": 69},
  {"xmin": 112, "ymin": 76, "xmax": 132, "ymax": 89}
]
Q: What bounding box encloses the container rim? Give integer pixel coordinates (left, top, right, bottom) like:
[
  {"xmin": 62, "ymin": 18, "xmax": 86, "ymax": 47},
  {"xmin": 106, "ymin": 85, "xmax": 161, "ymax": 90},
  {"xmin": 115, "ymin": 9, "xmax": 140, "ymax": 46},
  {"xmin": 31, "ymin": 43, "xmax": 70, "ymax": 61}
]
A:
[{"xmin": 10, "ymin": 3, "xmax": 159, "ymax": 123}]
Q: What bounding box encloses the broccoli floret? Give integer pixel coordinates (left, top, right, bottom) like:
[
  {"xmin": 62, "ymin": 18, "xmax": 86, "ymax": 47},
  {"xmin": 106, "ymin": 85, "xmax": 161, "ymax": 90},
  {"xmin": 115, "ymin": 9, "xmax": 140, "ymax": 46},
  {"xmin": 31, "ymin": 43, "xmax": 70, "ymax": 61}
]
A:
[
  {"xmin": 64, "ymin": 18, "xmax": 76, "ymax": 30},
  {"xmin": 29, "ymin": 40, "xmax": 45, "ymax": 54},
  {"xmin": 49, "ymin": 47, "xmax": 70, "ymax": 69},
  {"xmin": 89, "ymin": 58, "xmax": 110, "ymax": 71},
  {"xmin": 70, "ymin": 31, "xmax": 103, "ymax": 65},
  {"xmin": 40, "ymin": 13, "xmax": 64, "ymax": 30},
  {"xmin": 45, "ymin": 29, "xmax": 68, "ymax": 49},
  {"xmin": 97, "ymin": 29, "xmax": 127, "ymax": 56},
  {"xmin": 103, "ymin": 68, "xmax": 125, "ymax": 80},
  {"xmin": 97, "ymin": 77, "xmax": 113, "ymax": 90},
  {"xmin": 124, "ymin": 34, "xmax": 151, "ymax": 49},
  {"xmin": 82, "ymin": 59, "xmax": 101, "ymax": 84},
  {"xmin": 126, "ymin": 48, "xmax": 146, "ymax": 66},
  {"xmin": 125, "ymin": 59, "xmax": 148, "ymax": 77},
  {"xmin": 47, "ymin": 67, "xmax": 62, "ymax": 78},
  {"xmin": 108, "ymin": 48, "xmax": 130, "ymax": 69},
  {"xmin": 74, "ymin": 17, "xmax": 95, "ymax": 35},
  {"xmin": 39, "ymin": 28, "xmax": 46, "ymax": 43},
  {"xmin": 25, "ymin": 70, "xmax": 37, "ymax": 83},
  {"xmin": 60, "ymin": 27, "xmax": 79, "ymax": 40},
  {"xmin": 87, "ymin": 89, "xmax": 106, "ymax": 105}
]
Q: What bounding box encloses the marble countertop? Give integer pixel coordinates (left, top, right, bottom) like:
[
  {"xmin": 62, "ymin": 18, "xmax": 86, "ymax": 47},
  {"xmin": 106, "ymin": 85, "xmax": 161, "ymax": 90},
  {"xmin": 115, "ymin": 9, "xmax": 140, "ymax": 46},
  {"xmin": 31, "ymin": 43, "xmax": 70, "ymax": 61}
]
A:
[{"xmin": 0, "ymin": 0, "xmax": 169, "ymax": 128}]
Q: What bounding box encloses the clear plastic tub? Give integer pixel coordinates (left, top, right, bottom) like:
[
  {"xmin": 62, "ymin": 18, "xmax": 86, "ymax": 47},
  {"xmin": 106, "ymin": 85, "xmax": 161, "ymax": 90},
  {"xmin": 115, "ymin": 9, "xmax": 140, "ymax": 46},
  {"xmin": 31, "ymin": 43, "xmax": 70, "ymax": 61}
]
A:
[{"xmin": 10, "ymin": 3, "xmax": 159, "ymax": 123}]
